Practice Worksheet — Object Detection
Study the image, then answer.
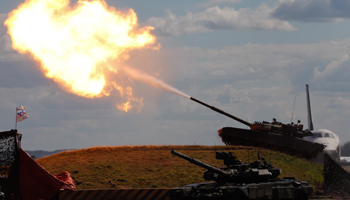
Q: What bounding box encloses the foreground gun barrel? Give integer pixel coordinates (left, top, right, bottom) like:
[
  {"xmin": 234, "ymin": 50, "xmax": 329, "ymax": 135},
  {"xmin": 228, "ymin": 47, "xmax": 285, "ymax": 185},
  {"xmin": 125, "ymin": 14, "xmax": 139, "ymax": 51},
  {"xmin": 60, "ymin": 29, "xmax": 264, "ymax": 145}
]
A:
[
  {"xmin": 190, "ymin": 97, "xmax": 251, "ymax": 127},
  {"xmin": 171, "ymin": 150, "xmax": 230, "ymax": 176}
]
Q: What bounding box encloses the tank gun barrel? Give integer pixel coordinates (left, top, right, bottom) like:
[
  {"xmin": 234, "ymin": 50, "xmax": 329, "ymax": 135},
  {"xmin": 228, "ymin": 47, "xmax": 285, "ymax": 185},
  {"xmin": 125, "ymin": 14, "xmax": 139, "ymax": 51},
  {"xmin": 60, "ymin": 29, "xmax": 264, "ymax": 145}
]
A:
[
  {"xmin": 171, "ymin": 150, "xmax": 230, "ymax": 176},
  {"xmin": 190, "ymin": 97, "xmax": 251, "ymax": 127}
]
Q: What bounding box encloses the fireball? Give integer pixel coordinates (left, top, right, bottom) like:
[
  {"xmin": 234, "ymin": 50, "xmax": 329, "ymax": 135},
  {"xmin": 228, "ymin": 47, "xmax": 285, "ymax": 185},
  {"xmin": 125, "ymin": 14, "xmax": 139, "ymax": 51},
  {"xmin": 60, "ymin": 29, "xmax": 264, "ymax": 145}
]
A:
[{"xmin": 5, "ymin": 0, "xmax": 157, "ymax": 111}]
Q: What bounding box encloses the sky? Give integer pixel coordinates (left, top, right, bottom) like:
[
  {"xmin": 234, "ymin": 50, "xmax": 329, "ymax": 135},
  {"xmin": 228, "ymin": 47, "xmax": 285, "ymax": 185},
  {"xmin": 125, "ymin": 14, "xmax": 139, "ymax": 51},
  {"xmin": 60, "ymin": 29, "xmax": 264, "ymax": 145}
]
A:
[{"xmin": 1, "ymin": 0, "xmax": 350, "ymax": 151}]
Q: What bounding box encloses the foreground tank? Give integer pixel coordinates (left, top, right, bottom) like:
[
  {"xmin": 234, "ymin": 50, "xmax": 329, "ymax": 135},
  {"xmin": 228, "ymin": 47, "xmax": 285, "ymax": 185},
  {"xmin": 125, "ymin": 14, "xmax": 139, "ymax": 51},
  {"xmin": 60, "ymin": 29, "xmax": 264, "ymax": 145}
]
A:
[
  {"xmin": 169, "ymin": 150, "xmax": 313, "ymax": 200},
  {"xmin": 190, "ymin": 97, "xmax": 324, "ymax": 160}
]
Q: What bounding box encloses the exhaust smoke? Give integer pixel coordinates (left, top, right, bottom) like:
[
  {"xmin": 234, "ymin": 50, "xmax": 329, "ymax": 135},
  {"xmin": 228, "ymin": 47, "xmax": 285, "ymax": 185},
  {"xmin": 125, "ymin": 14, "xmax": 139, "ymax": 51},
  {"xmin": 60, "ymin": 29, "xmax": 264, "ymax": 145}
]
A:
[{"xmin": 124, "ymin": 66, "xmax": 190, "ymax": 99}]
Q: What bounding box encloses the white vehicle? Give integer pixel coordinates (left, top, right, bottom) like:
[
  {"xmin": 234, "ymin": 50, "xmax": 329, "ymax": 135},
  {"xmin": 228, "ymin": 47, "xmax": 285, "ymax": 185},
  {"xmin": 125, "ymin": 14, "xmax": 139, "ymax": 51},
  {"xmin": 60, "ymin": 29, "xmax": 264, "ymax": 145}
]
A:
[{"xmin": 303, "ymin": 84, "xmax": 341, "ymax": 163}]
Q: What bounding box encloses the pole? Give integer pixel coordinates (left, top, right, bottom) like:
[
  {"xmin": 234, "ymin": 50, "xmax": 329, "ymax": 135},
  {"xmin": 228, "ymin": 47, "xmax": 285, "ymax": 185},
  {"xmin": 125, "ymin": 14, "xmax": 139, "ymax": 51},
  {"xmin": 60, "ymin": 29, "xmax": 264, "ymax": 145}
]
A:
[
  {"xmin": 291, "ymin": 96, "xmax": 296, "ymax": 124},
  {"xmin": 15, "ymin": 107, "xmax": 17, "ymax": 130}
]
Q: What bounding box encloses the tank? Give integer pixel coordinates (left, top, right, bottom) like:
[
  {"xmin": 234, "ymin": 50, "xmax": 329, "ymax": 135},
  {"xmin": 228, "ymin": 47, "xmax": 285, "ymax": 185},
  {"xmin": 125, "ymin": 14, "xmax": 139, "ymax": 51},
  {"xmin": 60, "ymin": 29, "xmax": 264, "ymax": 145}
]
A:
[
  {"xmin": 169, "ymin": 150, "xmax": 313, "ymax": 200},
  {"xmin": 190, "ymin": 97, "xmax": 324, "ymax": 159}
]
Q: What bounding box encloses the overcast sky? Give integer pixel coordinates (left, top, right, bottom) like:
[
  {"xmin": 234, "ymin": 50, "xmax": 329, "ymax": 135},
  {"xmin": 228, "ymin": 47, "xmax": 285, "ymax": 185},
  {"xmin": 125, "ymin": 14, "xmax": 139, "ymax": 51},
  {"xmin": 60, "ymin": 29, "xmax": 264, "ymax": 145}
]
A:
[{"xmin": 1, "ymin": 0, "xmax": 350, "ymax": 151}]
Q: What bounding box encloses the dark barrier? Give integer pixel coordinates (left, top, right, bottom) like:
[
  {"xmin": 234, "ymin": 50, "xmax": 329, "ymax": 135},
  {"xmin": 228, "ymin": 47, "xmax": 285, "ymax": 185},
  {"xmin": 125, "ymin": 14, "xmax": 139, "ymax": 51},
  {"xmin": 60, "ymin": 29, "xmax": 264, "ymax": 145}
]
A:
[
  {"xmin": 0, "ymin": 130, "xmax": 22, "ymax": 198},
  {"xmin": 324, "ymin": 153, "xmax": 350, "ymax": 198},
  {"xmin": 59, "ymin": 188, "xmax": 171, "ymax": 200}
]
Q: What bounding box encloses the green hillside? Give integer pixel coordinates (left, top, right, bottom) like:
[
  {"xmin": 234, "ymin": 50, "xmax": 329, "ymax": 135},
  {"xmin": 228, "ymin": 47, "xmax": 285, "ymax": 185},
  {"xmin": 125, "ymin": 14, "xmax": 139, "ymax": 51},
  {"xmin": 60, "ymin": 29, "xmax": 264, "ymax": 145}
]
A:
[{"xmin": 36, "ymin": 145, "xmax": 323, "ymax": 192}]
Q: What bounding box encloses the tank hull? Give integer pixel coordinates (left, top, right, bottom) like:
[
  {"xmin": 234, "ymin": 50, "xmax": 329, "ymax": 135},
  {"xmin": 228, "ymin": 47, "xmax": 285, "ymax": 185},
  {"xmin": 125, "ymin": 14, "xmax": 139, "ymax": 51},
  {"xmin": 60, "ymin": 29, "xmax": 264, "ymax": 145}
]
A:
[
  {"xmin": 219, "ymin": 127, "xmax": 324, "ymax": 160},
  {"xmin": 169, "ymin": 179, "xmax": 312, "ymax": 200}
]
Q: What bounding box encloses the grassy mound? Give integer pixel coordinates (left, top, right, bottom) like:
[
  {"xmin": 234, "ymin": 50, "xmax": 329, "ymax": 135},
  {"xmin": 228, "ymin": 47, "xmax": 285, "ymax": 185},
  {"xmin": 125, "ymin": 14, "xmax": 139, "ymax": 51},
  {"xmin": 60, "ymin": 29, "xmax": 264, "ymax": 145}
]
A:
[{"xmin": 37, "ymin": 145, "xmax": 323, "ymax": 190}]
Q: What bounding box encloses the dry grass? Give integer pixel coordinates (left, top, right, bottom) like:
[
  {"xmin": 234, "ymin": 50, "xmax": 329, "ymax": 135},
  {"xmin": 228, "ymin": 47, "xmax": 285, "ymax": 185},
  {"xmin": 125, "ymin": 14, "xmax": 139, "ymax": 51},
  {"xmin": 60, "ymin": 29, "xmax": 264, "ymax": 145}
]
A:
[{"xmin": 36, "ymin": 145, "xmax": 323, "ymax": 190}]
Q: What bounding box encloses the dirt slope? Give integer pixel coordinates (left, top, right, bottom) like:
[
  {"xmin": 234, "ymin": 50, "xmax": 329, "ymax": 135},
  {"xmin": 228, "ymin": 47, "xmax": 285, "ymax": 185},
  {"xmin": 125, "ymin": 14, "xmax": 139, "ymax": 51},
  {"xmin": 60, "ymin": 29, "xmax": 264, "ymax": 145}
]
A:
[{"xmin": 36, "ymin": 145, "xmax": 323, "ymax": 190}]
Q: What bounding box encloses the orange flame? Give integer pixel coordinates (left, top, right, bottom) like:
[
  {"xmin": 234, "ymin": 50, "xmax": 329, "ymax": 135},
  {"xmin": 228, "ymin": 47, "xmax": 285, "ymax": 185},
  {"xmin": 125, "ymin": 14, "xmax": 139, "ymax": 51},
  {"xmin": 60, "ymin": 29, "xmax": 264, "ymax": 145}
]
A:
[{"xmin": 5, "ymin": 0, "xmax": 157, "ymax": 111}]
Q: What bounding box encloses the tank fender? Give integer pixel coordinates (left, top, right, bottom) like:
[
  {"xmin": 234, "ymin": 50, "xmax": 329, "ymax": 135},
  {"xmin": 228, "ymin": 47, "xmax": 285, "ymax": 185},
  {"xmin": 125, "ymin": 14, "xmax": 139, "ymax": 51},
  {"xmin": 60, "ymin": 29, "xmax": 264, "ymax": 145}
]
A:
[
  {"xmin": 248, "ymin": 185, "xmax": 273, "ymax": 199},
  {"xmin": 224, "ymin": 188, "xmax": 248, "ymax": 198}
]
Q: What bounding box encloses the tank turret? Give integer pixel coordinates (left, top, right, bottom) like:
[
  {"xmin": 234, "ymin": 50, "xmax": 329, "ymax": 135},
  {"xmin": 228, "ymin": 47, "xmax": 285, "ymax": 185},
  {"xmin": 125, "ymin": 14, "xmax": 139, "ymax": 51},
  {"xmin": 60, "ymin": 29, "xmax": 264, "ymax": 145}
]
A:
[{"xmin": 171, "ymin": 150, "xmax": 280, "ymax": 183}]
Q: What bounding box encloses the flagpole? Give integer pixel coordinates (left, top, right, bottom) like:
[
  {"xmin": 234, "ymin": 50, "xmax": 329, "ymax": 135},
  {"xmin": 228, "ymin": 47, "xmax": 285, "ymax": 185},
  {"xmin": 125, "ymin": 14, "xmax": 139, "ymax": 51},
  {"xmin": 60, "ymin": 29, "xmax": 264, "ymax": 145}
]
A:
[{"xmin": 15, "ymin": 107, "xmax": 17, "ymax": 130}]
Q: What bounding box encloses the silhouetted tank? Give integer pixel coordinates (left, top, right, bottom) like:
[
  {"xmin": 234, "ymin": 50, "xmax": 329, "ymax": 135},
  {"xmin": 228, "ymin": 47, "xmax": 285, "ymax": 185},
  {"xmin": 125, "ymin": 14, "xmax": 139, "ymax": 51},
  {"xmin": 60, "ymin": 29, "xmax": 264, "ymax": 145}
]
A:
[
  {"xmin": 190, "ymin": 97, "xmax": 324, "ymax": 159},
  {"xmin": 169, "ymin": 150, "xmax": 313, "ymax": 200}
]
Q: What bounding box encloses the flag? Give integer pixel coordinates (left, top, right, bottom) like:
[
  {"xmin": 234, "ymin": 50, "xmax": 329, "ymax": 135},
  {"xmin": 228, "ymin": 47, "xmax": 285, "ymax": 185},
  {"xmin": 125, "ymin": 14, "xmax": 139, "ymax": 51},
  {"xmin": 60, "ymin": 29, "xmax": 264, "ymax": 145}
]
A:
[{"xmin": 16, "ymin": 106, "xmax": 28, "ymax": 122}]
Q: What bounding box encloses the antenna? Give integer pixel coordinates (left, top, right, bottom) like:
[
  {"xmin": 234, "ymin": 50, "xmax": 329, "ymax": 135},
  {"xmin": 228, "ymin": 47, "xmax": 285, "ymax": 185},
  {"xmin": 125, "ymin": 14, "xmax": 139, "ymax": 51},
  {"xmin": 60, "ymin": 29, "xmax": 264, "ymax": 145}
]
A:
[{"xmin": 291, "ymin": 96, "xmax": 296, "ymax": 123}]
